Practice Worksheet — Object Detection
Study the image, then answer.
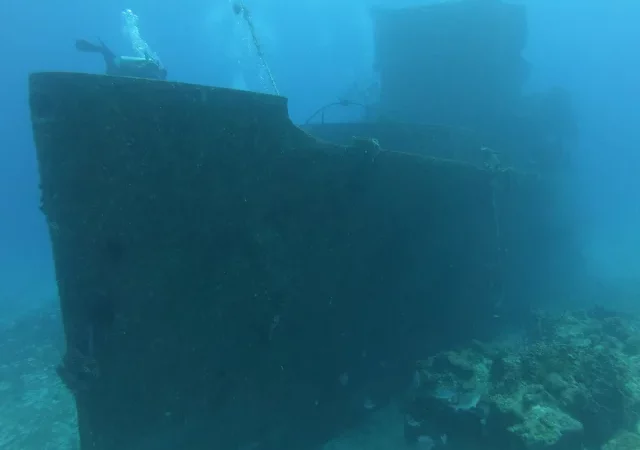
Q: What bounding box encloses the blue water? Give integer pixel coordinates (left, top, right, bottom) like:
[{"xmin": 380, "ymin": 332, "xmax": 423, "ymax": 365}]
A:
[
  {"xmin": 1, "ymin": 1, "xmax": 639, "ymax": 317},
  {"xmin": 0, "ymin": 0, "xmax": 639, "ymax": 448}
]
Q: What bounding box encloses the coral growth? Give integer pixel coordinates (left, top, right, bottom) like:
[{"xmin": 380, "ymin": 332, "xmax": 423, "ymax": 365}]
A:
[
  {"xmin": 0, "ymin": 306, "xmax": 77, "ymax": 449},
  {"xmin": 405, "ymin": 310, "xmax": 640, "ymax": 450}
]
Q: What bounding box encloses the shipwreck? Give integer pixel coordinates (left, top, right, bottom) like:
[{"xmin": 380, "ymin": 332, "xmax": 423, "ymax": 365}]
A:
[{"xmin": 28, "ymin": 1, "xmax": 578, "ymax": 449}]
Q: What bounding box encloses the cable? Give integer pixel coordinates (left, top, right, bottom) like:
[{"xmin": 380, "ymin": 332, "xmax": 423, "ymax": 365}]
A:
[
  {"xmin": 303, "ymin": 100, "xmax": 371, "ymax": 125},
  {"xmin": 232, "ymin": 1, "xmax": 279, "ymax": 95}
]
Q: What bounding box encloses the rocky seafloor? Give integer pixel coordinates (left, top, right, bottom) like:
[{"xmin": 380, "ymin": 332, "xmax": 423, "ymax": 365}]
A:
[
  {"xmin": 0, "ymin": 305, "xmax": 78, "ymax": 449},
  {"xmin": 3, "ymin": 305, "xmax": 640, "ymax": 450},
  {"xmin": 405, "ymin": 308, "xmax": 640, "ymax": 450}
]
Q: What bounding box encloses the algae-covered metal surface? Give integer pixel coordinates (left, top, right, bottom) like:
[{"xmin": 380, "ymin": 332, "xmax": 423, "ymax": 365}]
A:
[
  {"xmin": 373, "ymin": 1, "xmax": 528, "ymax": 129},
  {"xmin": 303, "ymin": 122, "xmax": 487, "ymax": 166},
  {"xmin": 368, "ymin": 1, "xmax": 576, "ymax": 174},
  {"xmin": 29, "ymin": 72, "xmax": 551, "ymax": 450}
]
